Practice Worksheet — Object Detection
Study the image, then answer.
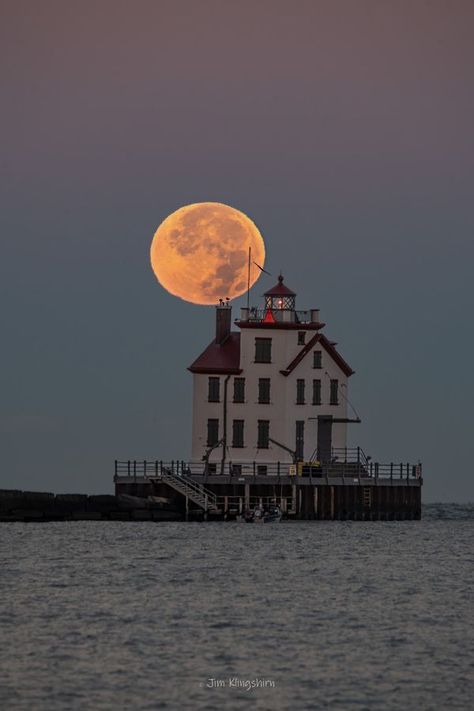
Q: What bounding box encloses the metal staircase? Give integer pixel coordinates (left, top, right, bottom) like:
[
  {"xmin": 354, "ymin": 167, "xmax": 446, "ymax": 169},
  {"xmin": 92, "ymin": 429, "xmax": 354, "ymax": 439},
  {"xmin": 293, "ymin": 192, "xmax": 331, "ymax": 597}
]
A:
[{"xmin": 148, "ymin": 467, "xmax": 219, "ymax": 513}]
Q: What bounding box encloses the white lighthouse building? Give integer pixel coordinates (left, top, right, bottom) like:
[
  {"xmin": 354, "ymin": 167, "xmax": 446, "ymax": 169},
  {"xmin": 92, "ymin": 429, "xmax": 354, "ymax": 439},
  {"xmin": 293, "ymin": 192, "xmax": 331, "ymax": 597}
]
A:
[
  {"xmin": 188, "ymin": 275, "xmax": 355, "ymax": 475},
  {"xmin": 114, "ymin": 274, "xmax": 421, "ymax": 518}
]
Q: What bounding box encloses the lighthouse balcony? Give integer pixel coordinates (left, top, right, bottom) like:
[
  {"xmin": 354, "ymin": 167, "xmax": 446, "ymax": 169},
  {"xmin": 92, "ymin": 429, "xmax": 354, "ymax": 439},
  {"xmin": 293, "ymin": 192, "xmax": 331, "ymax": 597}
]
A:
[{"xmin": 238, "ymin": 307, "xmax": 322, "ymax": 325}]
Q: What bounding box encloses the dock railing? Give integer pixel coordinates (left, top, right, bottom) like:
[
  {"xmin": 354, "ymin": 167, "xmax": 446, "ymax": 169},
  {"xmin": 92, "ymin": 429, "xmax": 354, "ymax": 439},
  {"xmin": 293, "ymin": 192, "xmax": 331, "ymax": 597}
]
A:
[{"xmin": 115, "ymin": 458, "xmax": 422, "ymax": 482}]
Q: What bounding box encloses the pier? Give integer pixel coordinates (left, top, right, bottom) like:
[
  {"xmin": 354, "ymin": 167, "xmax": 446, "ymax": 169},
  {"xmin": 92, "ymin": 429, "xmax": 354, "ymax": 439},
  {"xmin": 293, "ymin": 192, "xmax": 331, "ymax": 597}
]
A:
[{"xmin": 114, "ymin": 451, "xmax": 422, "ymax": 521}]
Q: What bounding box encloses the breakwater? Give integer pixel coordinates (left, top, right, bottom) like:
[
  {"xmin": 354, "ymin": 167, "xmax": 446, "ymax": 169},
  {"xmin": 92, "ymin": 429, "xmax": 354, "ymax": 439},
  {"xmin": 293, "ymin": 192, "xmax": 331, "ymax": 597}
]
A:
[{"xmin": 0, "ymin": 490, "xmax": 181, "ymax": 522}]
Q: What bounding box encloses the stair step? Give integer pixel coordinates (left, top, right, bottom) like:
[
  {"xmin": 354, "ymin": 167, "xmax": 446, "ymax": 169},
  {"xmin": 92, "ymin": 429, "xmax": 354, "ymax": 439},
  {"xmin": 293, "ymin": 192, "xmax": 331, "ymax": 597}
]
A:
[{"xmin": 150, "ymin": 469, "xmax": 217, "ymax": 512}]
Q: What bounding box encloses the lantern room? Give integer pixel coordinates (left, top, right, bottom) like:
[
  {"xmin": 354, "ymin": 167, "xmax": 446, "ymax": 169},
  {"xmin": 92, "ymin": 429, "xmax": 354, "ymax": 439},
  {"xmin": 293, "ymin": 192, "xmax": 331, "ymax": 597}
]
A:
[
  {"xmin": 264, "ymin": 274, "xmax": 296, "ymax": 311},
  {"xmin": 237, "ymin": 273, "xmax": 321, "ymax": 325}
]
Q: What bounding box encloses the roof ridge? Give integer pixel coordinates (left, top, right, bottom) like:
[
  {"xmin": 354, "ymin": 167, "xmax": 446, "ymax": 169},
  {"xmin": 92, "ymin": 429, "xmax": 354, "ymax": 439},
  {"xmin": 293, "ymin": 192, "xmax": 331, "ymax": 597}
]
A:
[
  {"xmin": 280, "ymin": 333, "xmax": 321, "ymax": 376},
  {"xmin": 280, "ymin": 333, "xmax": 354, "ymax": 377}
]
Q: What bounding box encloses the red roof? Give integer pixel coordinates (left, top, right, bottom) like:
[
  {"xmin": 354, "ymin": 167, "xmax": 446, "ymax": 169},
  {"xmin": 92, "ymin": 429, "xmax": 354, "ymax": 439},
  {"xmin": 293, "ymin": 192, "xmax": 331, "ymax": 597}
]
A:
[
  {"xmin": 280, "ymin": 333, "xmax": 354, "ymax": 377},
  {"xmin": 188, "ymin": 332, "xmax": 242, "ymax": 374},
  {"xmin": 319, "ymin": 334, "xmax": 354, "ymax": 376},
  {"xmin": 264, "ymin": 274, "xmax": 296, "ymax": 297}
]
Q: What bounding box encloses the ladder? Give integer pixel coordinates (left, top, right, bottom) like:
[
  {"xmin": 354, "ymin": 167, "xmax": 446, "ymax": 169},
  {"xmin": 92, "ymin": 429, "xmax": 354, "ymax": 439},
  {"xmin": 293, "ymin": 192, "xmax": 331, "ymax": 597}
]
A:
[
  {"xmin": 148, "ymin": 468, "xmax": 219, "ymax": 513},
  {"xmin": 363, "ymin": 487, "xmax": 372, "ymax": 508}
]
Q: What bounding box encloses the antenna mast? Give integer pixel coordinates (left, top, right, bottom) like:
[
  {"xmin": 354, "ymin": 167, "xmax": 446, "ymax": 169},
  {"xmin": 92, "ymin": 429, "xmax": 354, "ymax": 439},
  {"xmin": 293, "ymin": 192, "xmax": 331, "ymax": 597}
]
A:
[{"xmin": 246, "ymin": 245, "xmax": 251, "ymax": 311}]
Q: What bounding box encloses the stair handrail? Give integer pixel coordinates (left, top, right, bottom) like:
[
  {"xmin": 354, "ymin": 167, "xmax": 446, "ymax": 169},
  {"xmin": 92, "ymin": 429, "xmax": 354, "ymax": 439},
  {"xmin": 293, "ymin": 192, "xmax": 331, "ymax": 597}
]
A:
[{"xmin": 158, "ymin": 467, "xmax": 217, "ymax": 505}]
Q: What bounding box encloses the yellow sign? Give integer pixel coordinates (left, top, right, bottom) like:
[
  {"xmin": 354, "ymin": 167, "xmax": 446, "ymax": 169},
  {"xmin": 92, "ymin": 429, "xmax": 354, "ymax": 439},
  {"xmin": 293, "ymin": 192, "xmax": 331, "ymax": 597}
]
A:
[{"xmin": 297, "ymin": 461, "xmax": 322, "ymax": 476}]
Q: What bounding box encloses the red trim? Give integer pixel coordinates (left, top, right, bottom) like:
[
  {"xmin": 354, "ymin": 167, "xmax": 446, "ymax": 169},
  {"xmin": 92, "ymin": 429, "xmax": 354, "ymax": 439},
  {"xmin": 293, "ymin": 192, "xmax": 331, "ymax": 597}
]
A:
[
  {"xmin": 319, "ymin": 334, "xmax": 354, "ymax": 376},
  {"xmin": 188, "ymin": 324, "xmax": 354, "ymax": 377},
  {"xmin": 264, "ymin": 284, "xmax": 296, "ymax": 297},
  {"xmin": 237, "ymin": 321, "xmax": 325, "ymax": 331},
  {"xmin": 188, "ymin": 332, "xmax": 241, "ymax": 374},
  {"xmin": 280, "ymin": 333, "xmax": 321, "ymax": 375},
  {"xmin": 280, "ymin": 333, "xmax": 354, "ymax": 377},
  {"xmin": 264, "ymin": 274, "xmax": 296, "ymax": 297},
  {"xmin": 189, "ymin": 367, "xmax": 243, "ymax": 375}
]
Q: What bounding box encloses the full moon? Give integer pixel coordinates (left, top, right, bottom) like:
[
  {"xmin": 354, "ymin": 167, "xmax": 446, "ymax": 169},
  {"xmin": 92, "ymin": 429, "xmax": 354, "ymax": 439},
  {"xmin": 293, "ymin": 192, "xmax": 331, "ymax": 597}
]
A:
[{"xmin": 150, "ymin": 202, "xmax": 266, "ymax": 305}]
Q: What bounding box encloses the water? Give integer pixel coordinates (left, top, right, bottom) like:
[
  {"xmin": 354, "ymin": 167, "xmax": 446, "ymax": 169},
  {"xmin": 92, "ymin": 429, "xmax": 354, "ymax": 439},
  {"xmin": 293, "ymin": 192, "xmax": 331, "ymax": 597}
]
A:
[{"xmin": 1, "ymin": 504, "xmax": 472, "ymax": 711}]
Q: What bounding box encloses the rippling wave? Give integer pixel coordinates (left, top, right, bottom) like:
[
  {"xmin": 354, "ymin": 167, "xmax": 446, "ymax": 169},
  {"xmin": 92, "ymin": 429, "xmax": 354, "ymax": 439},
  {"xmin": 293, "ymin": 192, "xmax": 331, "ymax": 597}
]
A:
[{"xmin": 0, "ymin": 504, "xmax": 472, "ymax": 710}]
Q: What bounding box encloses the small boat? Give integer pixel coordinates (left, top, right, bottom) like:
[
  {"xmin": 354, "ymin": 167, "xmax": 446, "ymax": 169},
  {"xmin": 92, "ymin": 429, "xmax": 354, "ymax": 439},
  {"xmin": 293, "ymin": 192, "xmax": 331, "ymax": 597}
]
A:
[{"xmin": 244, "ymin": 505, "xmax": 282, "ymax": 523}]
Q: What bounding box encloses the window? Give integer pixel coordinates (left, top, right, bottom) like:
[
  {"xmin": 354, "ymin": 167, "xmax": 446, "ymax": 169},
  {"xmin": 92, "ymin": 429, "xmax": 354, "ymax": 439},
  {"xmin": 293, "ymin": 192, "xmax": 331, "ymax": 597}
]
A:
[
  {"xmin": 298, "ymin": 331, "xmax": 306, "ymax": 345},
  {"xmin": 312, "ymin": 379, "xmax": 321, "ymax": 405},
  {"xmin": 257, "ymin": 420, "xmax": 269, "ymax": 448},
  {"xmin": 330, "ymin": 379, "xmax": 339, "ymax": 405},
  {"xmin": 257, "ymin": 465, "xmax": 268, "ymax": 476},
  {"xmin": 208, "ymin": 377, "xmax": 220, "ymax": 402},
  {"xmin": 258, "ymin": 378, "xmax": 271, "ymax": 404},
  {"xmin": 296, "ymin": 421, "xmax": 305, "ymax": 460},
  {"xmin": 255, "ymin": 337, "xmax": 272, "ymax": 363},
  {"xmin": 296, "ymin": 379, "xmax": 305, "ymax": 405},
  {"xmin": 232, "ymin": 419, "xmax": 244, "ymax": 448},
  {"xmin": 313, "ymin": 350, "xmax": 322, "ymax": 368},
  {"xmin": 233, "ymin": 377, "xmax": 245, "ymax": 403},
  {"xmin": 265, "ymin": 292, "xmax": 295, "ymax": 311},
  {"xmin": 207, "ymin": 418, "xmax": 219, "ymax": 446}
]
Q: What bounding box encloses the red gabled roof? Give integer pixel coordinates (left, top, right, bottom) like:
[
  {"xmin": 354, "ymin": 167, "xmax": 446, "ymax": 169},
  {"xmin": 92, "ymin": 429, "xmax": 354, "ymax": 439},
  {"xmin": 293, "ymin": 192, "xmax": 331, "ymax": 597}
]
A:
[
  {"xmin": 318, "ymin": 334, "xmax": 355, "ymax": 376},
  {"xmin": 280, "ymin": 333, "xmax": 320, "ymax": 375},
  {"xmin": 280, "ymin": 333, "xmax": 354, "ymax": 377},
  {"xmin": 188, "ymin": 332, "xmax": 242, "ymax": 374},
  {"xmin": 264, "ymin": 274, "xmax": 296, "ymax": 297}
]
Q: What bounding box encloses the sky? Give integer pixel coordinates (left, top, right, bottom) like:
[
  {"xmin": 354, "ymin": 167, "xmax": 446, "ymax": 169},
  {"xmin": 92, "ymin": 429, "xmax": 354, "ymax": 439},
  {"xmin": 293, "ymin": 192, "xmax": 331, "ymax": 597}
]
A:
[{"xmin": 1, "ymin": 0, "xmax": 473, "ymax": 501}]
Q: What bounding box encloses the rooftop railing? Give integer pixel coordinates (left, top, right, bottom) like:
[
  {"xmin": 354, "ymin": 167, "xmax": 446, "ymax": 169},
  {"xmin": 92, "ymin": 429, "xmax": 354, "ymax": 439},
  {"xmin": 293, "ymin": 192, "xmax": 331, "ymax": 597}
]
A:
[{"xmin": 237, "ymin": 309, "xmax": 319, "ymax": 324}]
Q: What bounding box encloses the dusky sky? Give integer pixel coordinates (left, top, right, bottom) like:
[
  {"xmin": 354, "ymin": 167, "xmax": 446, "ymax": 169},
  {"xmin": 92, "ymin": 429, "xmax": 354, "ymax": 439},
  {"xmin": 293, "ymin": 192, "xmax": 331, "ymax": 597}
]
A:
[{"xmin": 1, "ymin": 0, "xmax": 473, "ymax": 501}]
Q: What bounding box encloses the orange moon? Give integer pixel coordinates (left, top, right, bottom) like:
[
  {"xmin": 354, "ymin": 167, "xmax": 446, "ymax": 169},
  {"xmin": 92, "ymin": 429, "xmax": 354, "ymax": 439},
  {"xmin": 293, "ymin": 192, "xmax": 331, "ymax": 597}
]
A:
[{"xmin": 150, "ymin": 202, "xmax": 266, "ymax": 305}]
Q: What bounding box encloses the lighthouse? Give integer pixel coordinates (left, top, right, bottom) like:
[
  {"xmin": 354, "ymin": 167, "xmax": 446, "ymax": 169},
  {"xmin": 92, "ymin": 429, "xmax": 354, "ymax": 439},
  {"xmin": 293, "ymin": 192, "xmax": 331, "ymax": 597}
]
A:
[
  {"xmin": 188, "ymin": 275, "xmax": 355, "ymax": 475},
  {"xmin": 115, "ymin": 273, "xmax": 422, "ymax": 519}
]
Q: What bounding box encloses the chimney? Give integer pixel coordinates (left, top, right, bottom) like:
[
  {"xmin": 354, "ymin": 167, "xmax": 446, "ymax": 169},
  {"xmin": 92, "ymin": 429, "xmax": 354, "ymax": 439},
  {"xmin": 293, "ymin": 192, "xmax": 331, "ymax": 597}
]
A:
[{"xmin": 215, "ymin": 303, "xmax": 232, "ymax": 344}]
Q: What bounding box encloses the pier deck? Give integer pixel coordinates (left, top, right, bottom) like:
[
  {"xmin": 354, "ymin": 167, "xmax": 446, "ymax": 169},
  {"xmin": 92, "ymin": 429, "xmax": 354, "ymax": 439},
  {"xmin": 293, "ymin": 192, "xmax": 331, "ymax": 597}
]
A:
[{"xmin": 114, "ymin": 458, "xmax": 422, "ymax": 520}]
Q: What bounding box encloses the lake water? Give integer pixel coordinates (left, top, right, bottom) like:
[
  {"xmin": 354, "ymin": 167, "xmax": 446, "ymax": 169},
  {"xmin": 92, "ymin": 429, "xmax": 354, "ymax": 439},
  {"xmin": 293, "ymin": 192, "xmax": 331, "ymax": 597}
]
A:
[{"xmin": 1, "ymin": 504, "xmax": 472, "ymax": 710}]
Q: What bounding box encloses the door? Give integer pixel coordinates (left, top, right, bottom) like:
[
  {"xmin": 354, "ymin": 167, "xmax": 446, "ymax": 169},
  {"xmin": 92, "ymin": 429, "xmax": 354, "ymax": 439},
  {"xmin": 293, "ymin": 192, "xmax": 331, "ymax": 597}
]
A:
[{"xmin": 317, "ymin": 416, "xmax": 333, "ymax": 463}]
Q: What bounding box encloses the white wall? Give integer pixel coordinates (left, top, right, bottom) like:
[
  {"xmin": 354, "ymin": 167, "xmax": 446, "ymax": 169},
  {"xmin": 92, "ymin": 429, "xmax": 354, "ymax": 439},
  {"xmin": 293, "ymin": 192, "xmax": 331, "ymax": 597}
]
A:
[{"xmin": 190, "ymin": 325, "xmax": 350, "ymax": 466}]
